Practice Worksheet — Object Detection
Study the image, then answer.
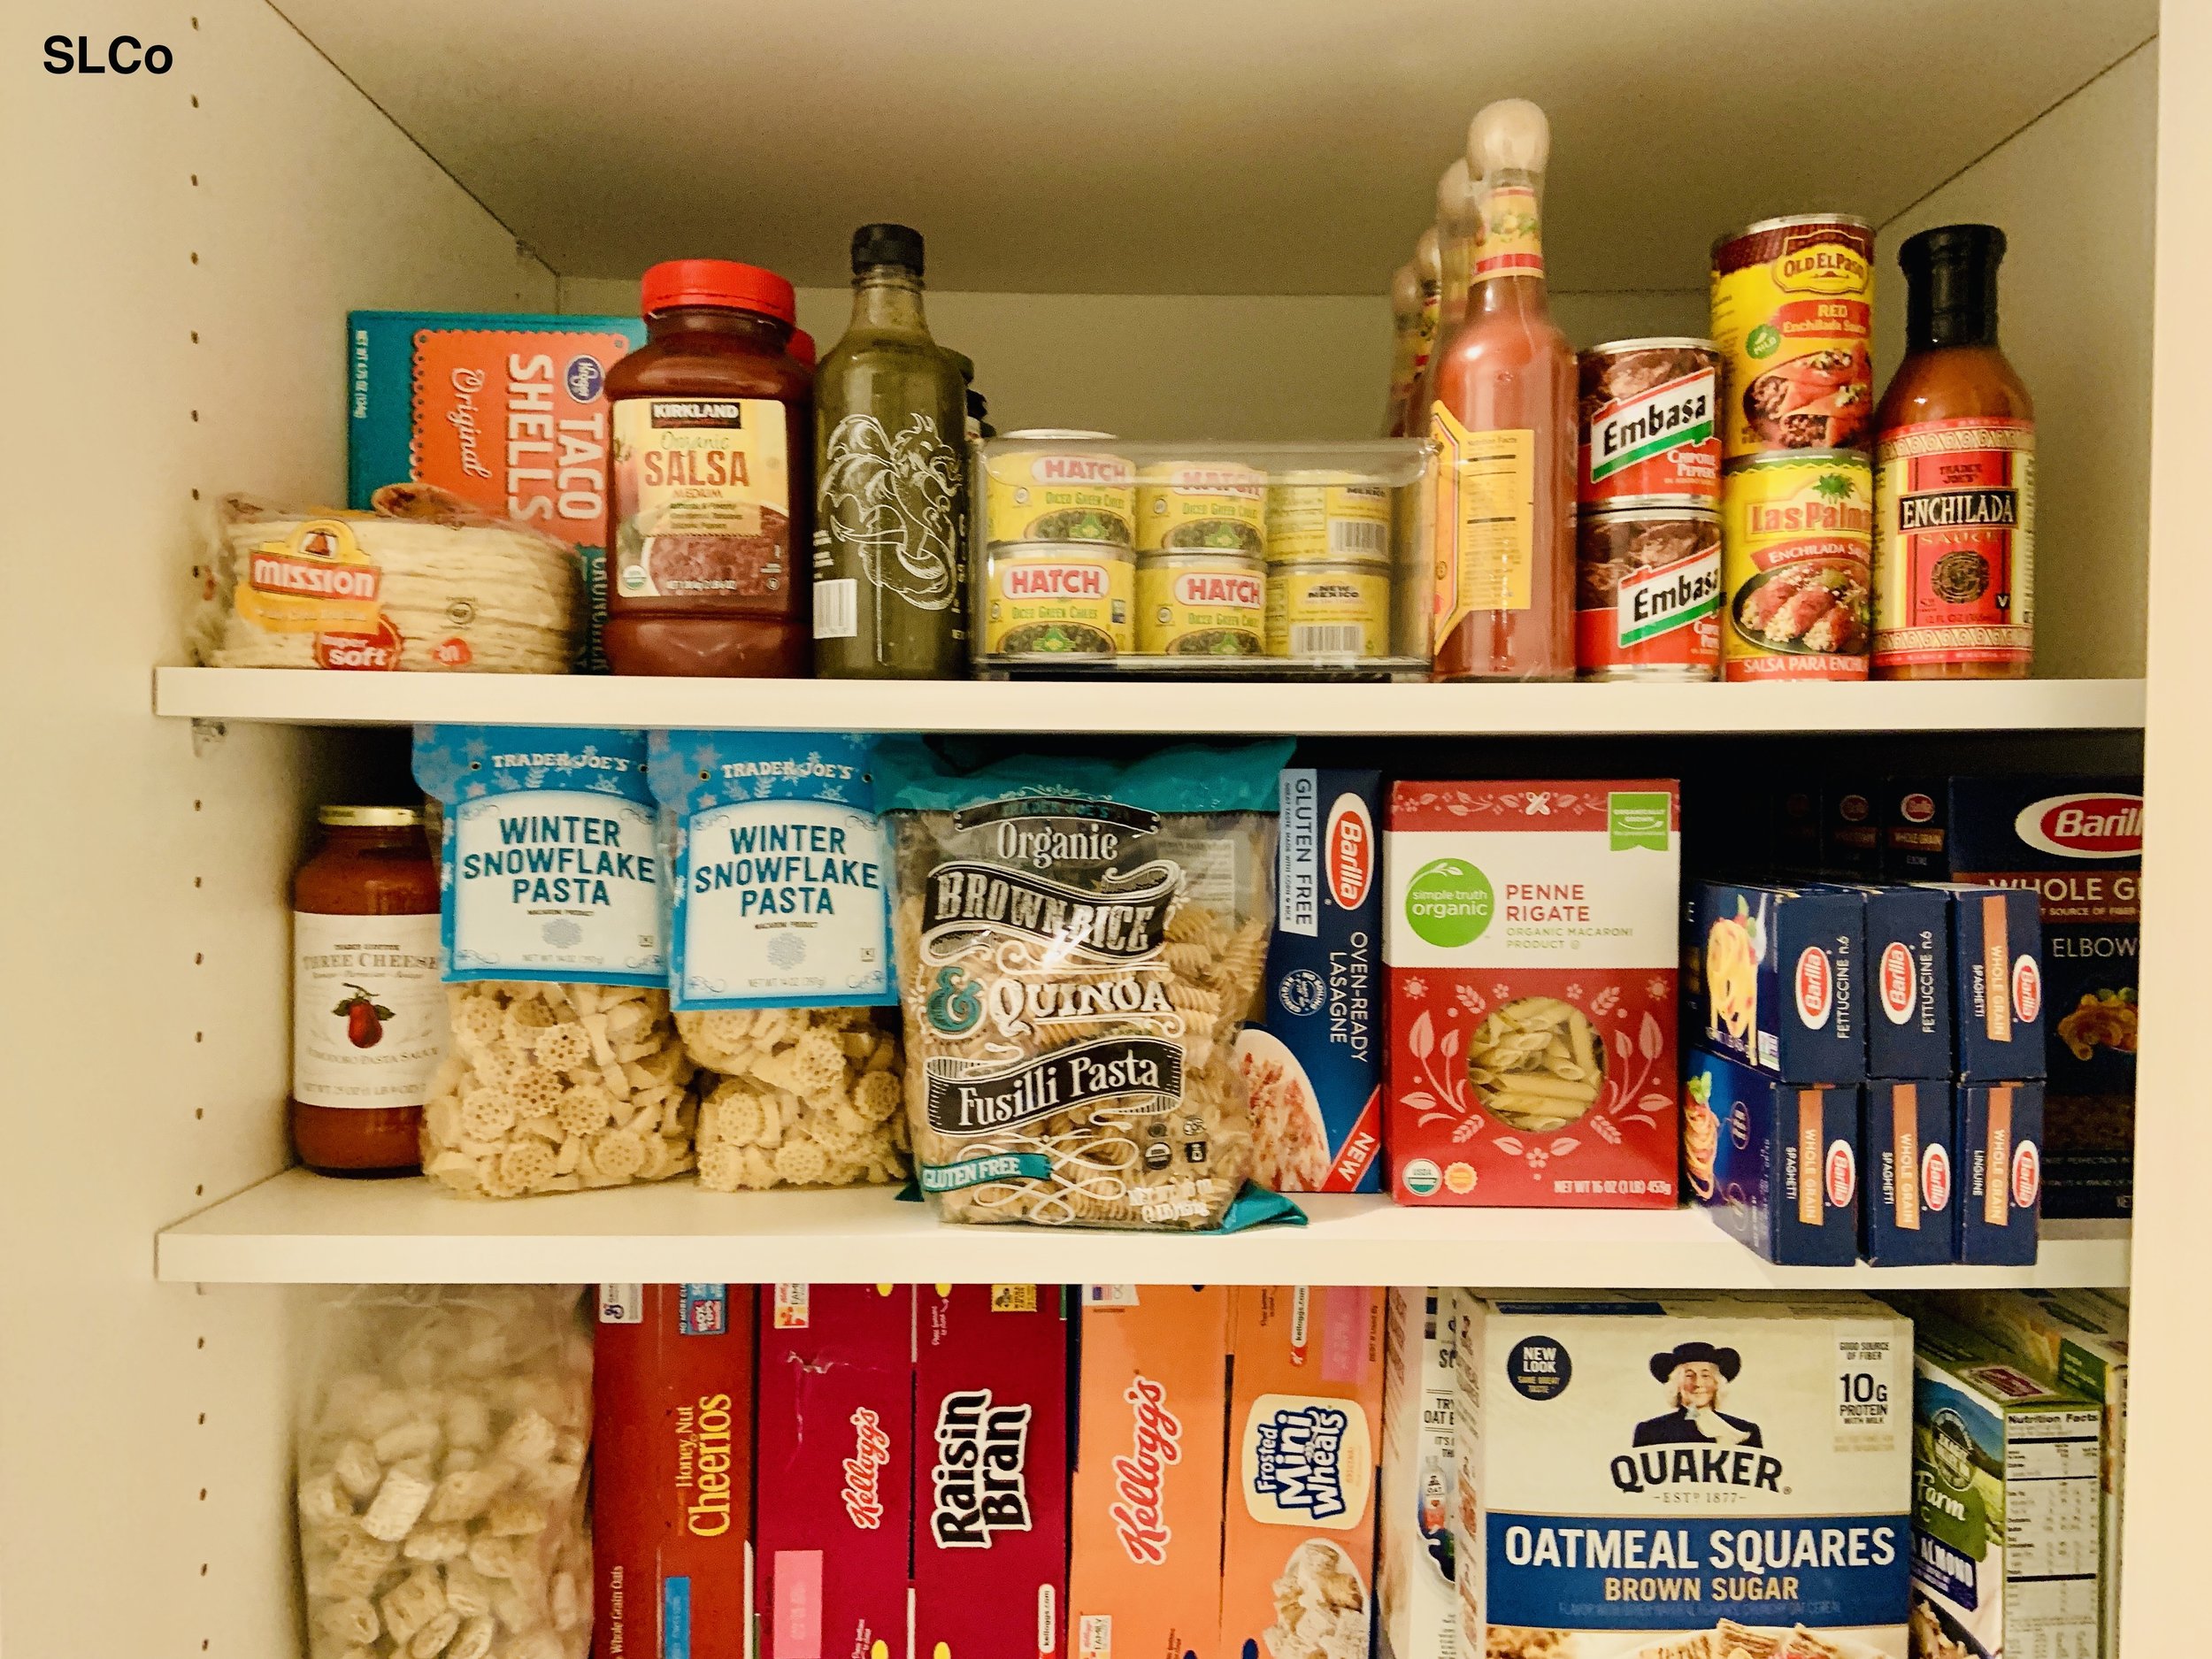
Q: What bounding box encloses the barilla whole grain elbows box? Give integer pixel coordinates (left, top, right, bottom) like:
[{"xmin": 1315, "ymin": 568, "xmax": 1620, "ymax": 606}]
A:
[
  {"xmin": 1449, "ymin": 1289, "xmax": 1912, "ymax": 1659},
  {"xmin": 1958, "ymin": 1082, "xmax": 2044, "ymax": 1266},
  {"xmin": 1069, "ymin": 1285, "xmax": 1231, "ymax": 1659},
  {"xmin": 1686, "ymin": 880, "xmax": 1865, "ymax": 1085},
  {"xmin": 1683, "ymin": 1047, "xmax": 1860, "ymax": 1267},
  {"xmin": 1238, "ymin": 768, "xmax": 1386, "ymax": 1193},
  {"xmin": 1379, "ymin": 1288, "xmax": 1457, "ymax": 1659},
  {"xmin": 1861, "ymin": 1079, "xmax": 1961, "ymax": 1267},
  {"xmin": 755, "ymin": 1285, "xmax": 914, "ymax": 1659},
  {"xmin": 348, "ymin": 311, "xmax": 644, "ymax": 671},
  {"xmin": 915, "ymin": 1285, "xmax": 1070, "ymax": 1659},
  {"xmin": 1222, "ymin": 1286, "xmax": 1385, "ymax": 1659},
  {"xmin": 593, "ymin": 1284, "xmax": 758, "ymax": 1659},
  {"xmin": 1385, "ymin": 781, "xmax": 1681, "ymax": 1209}
]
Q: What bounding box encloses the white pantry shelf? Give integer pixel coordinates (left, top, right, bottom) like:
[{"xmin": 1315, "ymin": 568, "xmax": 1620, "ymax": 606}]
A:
[
  {"xmin": 157, "ymin": 1168, "xmax": 2130, "ymax": 1291},
  {"xmin": 153, "ymin": 668, "xmax": 2147, "ymax": 736}
]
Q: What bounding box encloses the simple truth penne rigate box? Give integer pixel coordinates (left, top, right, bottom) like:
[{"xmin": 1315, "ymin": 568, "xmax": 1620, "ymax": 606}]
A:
[{"xmin": 1385, "ymin": 780, "xmax": 1681, "ymax": 1208}]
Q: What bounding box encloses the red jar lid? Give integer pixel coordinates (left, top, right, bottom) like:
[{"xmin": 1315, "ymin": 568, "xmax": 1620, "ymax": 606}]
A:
[
  {"xmin": 640, "ymin": 258, "xmax": 796, "ymax": 324},
  {"xmin": 788, "ymin": 328, "xmax": 817, "ymax": 367}
]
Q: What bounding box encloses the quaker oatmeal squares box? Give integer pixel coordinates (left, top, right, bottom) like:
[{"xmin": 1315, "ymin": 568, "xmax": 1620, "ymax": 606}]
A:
[
  {"xmin": 1222, "ymin": 1286, "xmax": 1386, "ymax": 1659},
  {"xmin": 915, "ymin": 1285, "xmax": 1071, "ymax": 1659},
  {"xmin": 1386, "ymin": 781, "xmax": 1681, "ymax": 1209},
  {"xmin": 1379, "ymin": 1289, "xmax": 1457, "ymax": 1659},
  {"xmin": 1070, "ymin": 1286, "xmax": 1232, "ymax": 1659},
  {"xmin": 755, "ymin": 1285, "xmax": 914, "ymax": 1659},
  {"xmin": 1448, "ymin": 1289, "xmax": 1912, "ymax": 1659}
]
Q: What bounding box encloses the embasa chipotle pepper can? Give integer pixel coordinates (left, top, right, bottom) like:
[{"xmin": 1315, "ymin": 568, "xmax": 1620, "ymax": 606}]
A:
[
  {"xmin": 1721, "ymin": 450, "xmax": 1873, "ymax": 680},
  {"xmin": 1574, "ymin": 507, "xmax": 1721, "ymax": 680},
  {"xmin": 1874, "ymin": 418, "xmax": 2035, "ymax": 673},
  {"xmin": 1576, "ymin": 338, "xmax": 1723, "ymax": 506},
  {"xmin": 1711, "ymin": 216, "xmax": 1876, "ymax": 460}
]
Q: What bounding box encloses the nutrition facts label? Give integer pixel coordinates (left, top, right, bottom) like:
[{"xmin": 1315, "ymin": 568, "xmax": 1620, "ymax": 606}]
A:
[{"xmin": 2008, "ymin": 1406, "xmax": 2101, "ymax": 1657}]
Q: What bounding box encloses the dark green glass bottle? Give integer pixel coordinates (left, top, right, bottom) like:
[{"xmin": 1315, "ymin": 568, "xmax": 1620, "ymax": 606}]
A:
[{"xmin": 812, "ymin": 224, "xmax": 970, "ymax": 678}]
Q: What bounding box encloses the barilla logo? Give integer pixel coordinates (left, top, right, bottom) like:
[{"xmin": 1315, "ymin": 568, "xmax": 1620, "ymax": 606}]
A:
[
  {"xmin": 1794, "ymin": 947, "xmax": 1834, "ymax": 1029},
  {"xmin": 1825, "ymin": 1139, "xmax": 1857, "ymax": 1207},
  {"xmin": 930, "ymin": 1388, "xmax": 1034, "ymax": 1548},
  {"xmin": 2013, "ymin": 793, "xmax": 2143, "ymax": 858},
  {"xmin": 1006, "ymin": 563, "xmax": 1108, "ymax": 600},
  {"xmin": 1252, "ymin": 1403, "xmax": 1350, "ymax": 1519},
  {"xmin": 314, "ymin": 617, "xmax": 403, "ymax": 671},
  {"xmin": 2012, "ymin": 1140, "xmax": 2042, "ymax": 1209},
  {"xmin": 1902, "ymin": 793, "xmax": 1937, "ymax": 824},
  {"xmin": 251, "ymin": 551, "xmax": 380, "ymax": 600},
  {"xmin": 1325, "ymin": 793, "xmax": 1375, "ymax": 910},
  {"xmin": 1036, "ymin": 454, "xmax": 1133, "ymax": 486},
  {"xmin": 1922, "ymin": 1143, "xmax": 1953, "ymax": 1212},
  {"xmin": 1617, "ymin": 551, "xmax": 1719, "ymax": 645},
  {"xmin": 841, "ymin": 1406, "xmax": 891, "ymax": 1531},
  {"xmin": 1840, "ymin": 794, "xmax": 1871, "ymax": 825},
  {"xmin": 1879, "ymin": 941, "xmax": 1916, "ymax": 1025},
  {"xmin": 2012, "ymin": 956, "xmax": 2043, "ymax": 1023},
  {"xmin": 1776, "ymin": 233, "xmax": 1870, "ymax": 293},
  {"xmin": 1110, "ymin": 1376, "xmax": 1182, "ymax": 1564},
  {"xmin": 1589, "ymin": 372, "xmax": 1715, "ymax": 481},
  {"xmin": 1174, "ymin": 571, "xmax": 1262, "ymax": 608}
]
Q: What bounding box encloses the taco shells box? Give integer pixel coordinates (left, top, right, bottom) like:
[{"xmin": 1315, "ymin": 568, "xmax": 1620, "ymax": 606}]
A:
[
  {"xmin": 1385, "ymin": 781, "xmax": 1681, "ymax": 1210},
  {"xmin": 1449, "ymin": 1290, "xmax": 1912, "ymax": 1659}
]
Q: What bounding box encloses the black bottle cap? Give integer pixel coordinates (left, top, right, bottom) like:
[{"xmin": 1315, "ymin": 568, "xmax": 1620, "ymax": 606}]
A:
[
  {"xmin": 1901, "ymin": 223, "xmax": 2005, "ymax": 348},
  {"xmin": 852, "ymin": 223, "xmax": 926, "ymax": 275}
]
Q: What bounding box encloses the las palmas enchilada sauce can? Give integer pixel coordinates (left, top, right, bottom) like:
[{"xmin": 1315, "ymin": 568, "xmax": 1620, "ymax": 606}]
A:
[{"xmin": 1721, "ymin": 450, "xmax": 1874, "ymax": 681}]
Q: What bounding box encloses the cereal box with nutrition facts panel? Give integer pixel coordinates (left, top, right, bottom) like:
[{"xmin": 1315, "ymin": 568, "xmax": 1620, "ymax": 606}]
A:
[
  {"xmin": 1450, "ymin": 1289, "xmax": 1912, "ymax": 1659},
  {"xmin": 1380, "ymin": 1289, "xmax": 1457, "ymax": 1659},
  {"xmin": 1686, "ymin": 880, "xmax": 1865, "ymax": 1086},
  {"xmin": 1385, "ymin": 781, "xmax": 1681, "ymax": 1209},
  {"xmin": 1683, "ymin": 1048, "xmax": 1861, "ymax": 1267},
  {"xmin": 755, "ymin": 1284, "xmax": 914, "ymax": 1659},
  {"xmin": 1070, "ymin": 1285, "xmax": 1231, "ymax": 1659}
]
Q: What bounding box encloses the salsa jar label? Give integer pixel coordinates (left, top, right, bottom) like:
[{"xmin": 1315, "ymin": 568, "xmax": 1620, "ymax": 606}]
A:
[
  {"xmin": 1874, "ymin": 418, "xmax": 2035, "ymax": 672},
  {"xmin": 1265, "ymin": 562, "xmax": 1392, "ymax": 658},
  {"xmin": 293, "ymin": 910, "xmax": 445, "ymax": 1109},
  {"xmin": 611, "ymin": 397, "xmax": 792, "ymax": 600},
  {"xmin": 1577, "ymin": 341, "xmax": 1722, "ymax": 505},
  {"xmin": 1574, "ymin": 509, "xmax": 1720, "ymax": 679},
  {"xmin": 1721, "ymin": 450, "xmax": 1873, "ymax": 681},
  {"xmin": 983, "ymin": 543, "xmax": 1134, "ymax": 657},
  {"xmin": 1136, "ymin": 557, "xmax": 1264, "ymax": 655},
  {"xmin": 1711, "ymin": 217, "xmax": 1875, "ymax": 460},
  {"xmin": 984, "ymin": 450, "xmax": 1135, "ymax": 548}
]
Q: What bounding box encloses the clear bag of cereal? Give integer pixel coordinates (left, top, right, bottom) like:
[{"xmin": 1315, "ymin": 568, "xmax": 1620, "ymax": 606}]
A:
[
  {"xmin": 678, "ymin": 1005, "xmax": 909, "ymax": 1190},
  {"xmin": 296, "ymin": 1285, "xmax": 592, "ymax": 1659}
]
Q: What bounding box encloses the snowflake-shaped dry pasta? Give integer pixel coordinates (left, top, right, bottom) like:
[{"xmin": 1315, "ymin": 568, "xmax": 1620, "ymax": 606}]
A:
[{"xmin": 686, "ymin": 1008, "xmax": 907, "ymax": 1191}]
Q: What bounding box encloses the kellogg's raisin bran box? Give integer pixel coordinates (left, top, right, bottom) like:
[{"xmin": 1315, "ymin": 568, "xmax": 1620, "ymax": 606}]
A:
[
  {"xmin": 1386, "ymin": 781, "xmax": 1681, "ymax": 1208},
  {"xmin": 1221, "ymin": 1286, "xmax": 1385, "ymax": 1659},
  {"xmin": 915, "ymin": 1285, "xmax": 1070, "ymax": 1659},
  {"xmin": 594, "ymin": 1285, "xmax": 757, "ymax": 1659},
  {"xmin": 1070, "ymin": 1286, "xmax": 1231, "ymax": 1659},
  {"xmin": 1449, "ymin": 1289, "xmax": 1913, "ymax": 1659},
  {"xmin": 348, "ymin": 311, "xmax": 645, "ymax": 671},
  {"xmin": 756, "ymin": 1285, "xmax": 914, "ymax": 1659}
]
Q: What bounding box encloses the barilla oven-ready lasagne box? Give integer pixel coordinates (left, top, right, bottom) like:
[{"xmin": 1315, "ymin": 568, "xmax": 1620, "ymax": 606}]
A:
[
  {"xmin": 1380, "ymin": 1289, "xmax": 1458, "ymax": 1659},
  {"xmin": 1686, "ymin": 881, "xmax": 1865, "ymax": 1086},
  {"xmin": 1238, "ymin": 768, "xmax": 1386, "ymax": 1193},
  {"xmin": 1941, "ymin": 779, "xmax": 2139, "ymax": 1217},
  {"xmin": 1958, "ymin": 1082, "xmax": 2043, "ymax": 1267},
  {"xmin": 1385, "ymin": 781, "xmax": 1681, "ymax": 1209},
  {"xmin": 1860, "ymin": 1080, "xmax": 1960, "ymax": 1268},
  {"xmin": 348, "ymin": 311, "xmax": 645, "ymax": 671},
  {"xmin": 1449, "ymin": 1290, "xmax": 1913, "ymax": 1659},
  {"xmin": 1222, "ymin": 1286, "xmax": 1385, "ymax": 1659},
  {"xmin": 755, "ymin": 1284, "xmax": 914, "ymax": 1659},
  {"xmin": 594, "ymin": 1284, "xmax": 758, "ymax": 1659},
  {"xmin": 915, "ymin": 1285, "xmax": 1070, "ymax": 1659},
  {"xmin": 1682, "ymin": 1048, "xmax": 1860, "ymax": 1267},
  {"xmin": 1069, "ymin": 1285, "xmax": 1232, "ymax": 1659}
]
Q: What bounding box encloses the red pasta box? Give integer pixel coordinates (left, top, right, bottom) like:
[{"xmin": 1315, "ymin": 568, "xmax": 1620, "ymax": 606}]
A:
[
  {"xmin": 916, "ymin": 1285, "xmax": 1071, "ymax": 1659},
  {"xmin": 757, "ymin": 1284, "xmax": 915, "ymax": 1659},
  {"xmin": 594, "ymin": 1284, "xmax": 758, "ymax": 1659},
  {"xmin": 1070, "ymin": 1286, "xmax": 1231, "ymax": 1659},
  {"xmin": 1384, "ymin": 780, "xmax": 1681, "ymax": 1207},
  {"xmin": 1220, "ymin": 1286, "xmax": 1384, "ymax": 1659}
]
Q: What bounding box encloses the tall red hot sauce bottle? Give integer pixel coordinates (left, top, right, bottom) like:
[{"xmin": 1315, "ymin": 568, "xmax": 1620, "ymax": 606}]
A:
[{"xmin": 1427, "ymin": 99, "xmax": 1577, "ymax": 680}]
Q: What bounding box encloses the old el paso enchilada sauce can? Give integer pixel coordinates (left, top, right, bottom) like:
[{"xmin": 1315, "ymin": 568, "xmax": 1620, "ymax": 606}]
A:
[
  {"xmin": 1721, "ymin": 450, "xmax": 1873, "ymax": 681},
  {"xmin": 1711, "ymin": 216, "xmax": 1875, "ymax": 462}
]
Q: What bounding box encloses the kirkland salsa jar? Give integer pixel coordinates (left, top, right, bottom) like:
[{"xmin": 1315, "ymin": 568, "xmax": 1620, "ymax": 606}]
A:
[
  {"xmin": 290, "ymin": 806, "xmax": 443, "ymax": 1175},
  {"xmin": 603, "ymin": 258, "xmax": 811, "ymax": 676}
]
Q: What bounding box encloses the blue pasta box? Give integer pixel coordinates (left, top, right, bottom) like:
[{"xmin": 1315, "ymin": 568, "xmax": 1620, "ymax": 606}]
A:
[
  {"xmin": 1860, "ymin": 1079, "xmax": 1960, "ymax": 1267},
  {"xmin": 1683, "ymin": 1047, "xmax": 1860, "ymax": 1265},
  {"xmin": 1879, "ymin": 779, "xmax": 1947, "ymax": 879},
  {"xmin": 1813, "ymin": 884, "xmax": 1953, "ymax": 1081},
  {"xmin": 1686, "ymin": 880, "xmax": 1865, "ymax": 1084},
  {"xmin": 1819, "ymin": 780, "xmax": 1883, "ymax": 879},
  {"xmin": 1959, "ymin": 1080, "xmax": 2045, "ymax": 1265},
  {"xmin": 1236, "ymin": 767, "xmax": 1385, "ymax": 1192},
  {"xmin": 1923, "ymin": 884, "xmax": 2047, "ymax": 1081}
]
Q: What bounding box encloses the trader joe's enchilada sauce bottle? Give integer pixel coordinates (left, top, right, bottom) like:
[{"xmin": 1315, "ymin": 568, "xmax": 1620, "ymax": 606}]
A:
[{"xmin": 1873, "ymin": 224, "xmax": 2034, "ymax": 679}]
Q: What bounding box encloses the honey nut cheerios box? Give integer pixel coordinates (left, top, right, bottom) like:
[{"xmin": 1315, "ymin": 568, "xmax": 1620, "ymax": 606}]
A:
[
  {"xmin": 1385, "ymin": 780, "xmax": 1681, "ymax": 1209},
  {"xmin": 1070, "ymin": 1285, "xmax": 1233, "ymax": 1659},
  {"xmin": 1221, "ymin": 1286, "xmax": 1385, "ymax": 1659}
]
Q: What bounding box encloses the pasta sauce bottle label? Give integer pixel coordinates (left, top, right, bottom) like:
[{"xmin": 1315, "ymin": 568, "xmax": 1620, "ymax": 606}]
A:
[
  {"xmin": 292, "ymin": 911, "xmax": 444, "ymax": 1108},
  {"xmin": 610, "ymin": 397, "xmax": 791, "ymax": 600},
  {"xmin": 1874, "ymin": 418, "xmax": 2034, "ymax": 671}
]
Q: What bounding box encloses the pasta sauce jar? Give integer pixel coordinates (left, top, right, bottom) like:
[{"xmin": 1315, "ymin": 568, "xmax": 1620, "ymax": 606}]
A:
[{"xmin": 290, "ymin": 806, "xmax": 443, "ymax": 1175}]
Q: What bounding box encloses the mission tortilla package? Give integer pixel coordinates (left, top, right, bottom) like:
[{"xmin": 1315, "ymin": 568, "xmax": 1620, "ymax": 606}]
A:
[
  {"xmin": 878, "ymin": 739, "xmax": 1292, "ymax": 1230},
  {"xmin": 1686, "ymin": 879, "xmax": 1865, "ymax": 1085}
]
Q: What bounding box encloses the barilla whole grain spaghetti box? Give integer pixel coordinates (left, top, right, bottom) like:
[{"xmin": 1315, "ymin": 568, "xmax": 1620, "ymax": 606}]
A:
[
  {"xmin": 1379, "ymin": 1289, "xmax": 1457, "ymax": 1659},
  {"xmin": 1069, "ymin": 1286, "xmax": 1231, "ymax": 1659},
  {"xmin": 1386, "ymin": 780, "xmax": 1681, "ymax": 1208},
  {"xmin": 1448, "ymin": 1289, "xmax": 1912, "ymax": 1659},
  {"xmin": 1221, "ymin": 1286, "xmax": 1384, "ymax": 1659},
  {"xmin": 593, "ymin": 1284, "xmax": 758, "ymax": 1659},
  {"xmin": 348, "ymin": 311, "xmax": 645, "ymax": 671},
  {"xmin": 756, "ymin": 1284, "xmax": 914, "ymax": 1659},
  {"xmin": 915, "ymin": 1285, "xmax": 1071, "ymax": 1659}
]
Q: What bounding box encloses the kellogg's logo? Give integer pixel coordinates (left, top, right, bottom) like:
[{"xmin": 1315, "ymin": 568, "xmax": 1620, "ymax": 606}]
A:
[
  {"xmin": 1325, "ymin": 792, "xmax": 1375, "ymax": 910},
  {"xmin": 1794, "ymin": 947, "xmax": 1834, "ymax": 1029},
  {"xmin": 930, "ymin": 1388, "xmax": 1033, "ymax": 1548},
  {"xmin": 1110, "ymin": 1375, "xmax": 1182, "ymax": 1563},
  {"xmin": 841, "ymin": 1406, "xmax": 891, "ymax": 1532},
  {"xmin": 2013, "ymin": 793, "xmax": 2143, "ymax": 859}
]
